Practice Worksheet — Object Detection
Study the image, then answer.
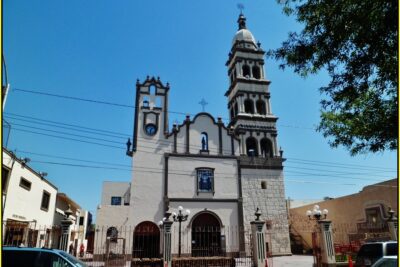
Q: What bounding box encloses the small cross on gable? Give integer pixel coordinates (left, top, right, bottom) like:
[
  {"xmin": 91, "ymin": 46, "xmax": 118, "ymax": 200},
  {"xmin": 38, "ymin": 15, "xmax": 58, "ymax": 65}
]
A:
[{"xmin": 199, "ymin": 98, "xmax": 208, "ymax": 112}]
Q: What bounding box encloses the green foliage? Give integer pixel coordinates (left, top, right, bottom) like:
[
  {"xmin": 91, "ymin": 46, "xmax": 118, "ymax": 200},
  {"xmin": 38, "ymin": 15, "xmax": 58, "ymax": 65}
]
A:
[{"xmin": 269, "ymin": 0, "xmax": 398, "ymax": 155}]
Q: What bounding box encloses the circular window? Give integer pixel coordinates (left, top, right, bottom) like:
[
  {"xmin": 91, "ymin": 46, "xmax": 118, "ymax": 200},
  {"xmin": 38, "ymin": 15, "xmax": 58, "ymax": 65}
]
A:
[{"xmin": 145, "ymin": 124, "xmax": 157, "ymax": 136}]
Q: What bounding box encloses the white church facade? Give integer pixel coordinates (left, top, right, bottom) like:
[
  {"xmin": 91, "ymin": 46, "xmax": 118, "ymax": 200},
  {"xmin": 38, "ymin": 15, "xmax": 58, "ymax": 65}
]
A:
[{"xmin": 96, "ymin": 14, "xmax": 291, "ymax": 257}]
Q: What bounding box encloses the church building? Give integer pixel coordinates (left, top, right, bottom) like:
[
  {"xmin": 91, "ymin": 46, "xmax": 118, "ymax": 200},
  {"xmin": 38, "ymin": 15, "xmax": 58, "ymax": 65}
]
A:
[{"xmin": 96, "ymin": 13, "xmax": 291, "ymax": 257}]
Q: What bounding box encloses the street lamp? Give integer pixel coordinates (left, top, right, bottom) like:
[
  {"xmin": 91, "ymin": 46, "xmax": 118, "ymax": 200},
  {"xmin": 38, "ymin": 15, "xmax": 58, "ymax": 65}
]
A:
[
  {"xmin": 172, "ymin": 206, "xmax": 190, "ymax": 257},
  {"xmin": 306, "ymin": 205, "xmax": 328, "ymax": 221},
  {"xmin": 306, "ymin": 205, "xmax": 329, "ymax": 267}
]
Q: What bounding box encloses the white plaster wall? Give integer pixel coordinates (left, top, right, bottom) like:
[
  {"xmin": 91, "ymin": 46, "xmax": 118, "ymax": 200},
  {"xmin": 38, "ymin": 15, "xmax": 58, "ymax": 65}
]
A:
[
  {"xmin": 130, "ymin": 150, "xmax": 166, "ymax": 226},
  {"xmin": 95, "ymin": 205, "xmax": 133, "ymax": 254},
  {"xmin": 176, "ymin": 127, "xmax": 186, "ymax": 154},
  {"xmin": 168, "ymin": 201, "xmax": 240, "ymax": 254},
  {"xmin": 168, "ymin": 157, "xmax": 238, "ymax": 199},
  {"xmin": 190, "ymin": 115, "xmax": 220, "ymax": 154},
  {"xmin": 101, "ymin": 181, "xmax": 131, "ymax": 205},
  {"xmin": 3, "ymin": 151, "xmax": 57, "ymax": 227}
]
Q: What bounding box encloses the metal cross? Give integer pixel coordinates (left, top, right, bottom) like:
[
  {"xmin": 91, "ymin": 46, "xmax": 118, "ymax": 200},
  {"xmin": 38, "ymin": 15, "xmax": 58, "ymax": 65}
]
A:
[
  {"xmin": 237, "ymin": 3, "xmax": 245, "ymax": 14},
  {"xmin": 199, "ymin": 98, "xmax": 208, "ymax": 112}
]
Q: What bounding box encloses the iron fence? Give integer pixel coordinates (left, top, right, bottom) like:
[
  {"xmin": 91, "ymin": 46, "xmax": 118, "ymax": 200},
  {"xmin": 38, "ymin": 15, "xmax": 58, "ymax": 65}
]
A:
[
  {"xmin": 3, "ymin": 223, "xmax": 256, "ymax": 267},
  {"xmin": 288, "ymin": 217, "xmax": 396, "ymax": 267}
]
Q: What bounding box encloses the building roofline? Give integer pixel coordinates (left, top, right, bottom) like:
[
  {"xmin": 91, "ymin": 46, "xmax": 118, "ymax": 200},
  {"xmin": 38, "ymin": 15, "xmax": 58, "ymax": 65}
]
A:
[
  {"xmin": 2, "ymin": 147, "xmax": 58, "ymax": 191},
  {"xmin": 56, "ymin": 192, "xmax": 81, "ymax": 210}
]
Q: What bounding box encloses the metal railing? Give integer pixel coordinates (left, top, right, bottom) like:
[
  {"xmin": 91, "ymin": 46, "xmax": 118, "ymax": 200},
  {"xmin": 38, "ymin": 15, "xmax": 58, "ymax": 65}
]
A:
[{"xmin": 3, "ymin": 223, "xmax": 255, "ymax": 266}]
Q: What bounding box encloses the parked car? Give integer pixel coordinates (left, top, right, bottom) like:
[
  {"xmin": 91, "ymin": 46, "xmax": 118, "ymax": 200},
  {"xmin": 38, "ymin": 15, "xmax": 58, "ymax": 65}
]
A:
[
  {"xmin": 371, "ymin": 256, "xmax": 398, "ymax": 267},
  {"xmin": 2, "ymin": 246, "xmax": 88, "ymax": 267},
  {"xmin": 355, "ymin": 241, "xmax": 397, "ymax": 267}
]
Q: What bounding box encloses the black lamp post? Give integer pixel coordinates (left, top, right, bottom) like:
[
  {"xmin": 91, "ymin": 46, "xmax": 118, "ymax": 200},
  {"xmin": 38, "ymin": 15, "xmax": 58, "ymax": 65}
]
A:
[{"xmin": 172, "ymin": 206, "xmax": 190, "ymax": 257}]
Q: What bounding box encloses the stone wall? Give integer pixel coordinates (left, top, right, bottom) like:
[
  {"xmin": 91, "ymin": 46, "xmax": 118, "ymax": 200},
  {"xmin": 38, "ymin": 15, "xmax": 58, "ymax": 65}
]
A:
[{"xmin": 241, "ymin": 168, "xmax": 291, "ymax": 255}]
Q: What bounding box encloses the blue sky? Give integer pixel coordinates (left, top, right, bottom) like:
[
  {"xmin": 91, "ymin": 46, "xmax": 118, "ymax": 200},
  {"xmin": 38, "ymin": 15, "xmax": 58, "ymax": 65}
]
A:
[{"xmin": 3, "ymin": 0, "xmax": 397, "ymax": 219}]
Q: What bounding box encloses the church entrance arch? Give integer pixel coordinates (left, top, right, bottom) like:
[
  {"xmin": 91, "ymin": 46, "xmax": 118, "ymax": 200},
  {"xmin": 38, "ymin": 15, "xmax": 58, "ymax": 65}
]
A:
[
  {"xmin": 132, "ymin": 221, "xmax": 160, "ymax": 258},
  {"xmin": 191, "ymin": 212, "xmax": 223, "ymax": 257}
]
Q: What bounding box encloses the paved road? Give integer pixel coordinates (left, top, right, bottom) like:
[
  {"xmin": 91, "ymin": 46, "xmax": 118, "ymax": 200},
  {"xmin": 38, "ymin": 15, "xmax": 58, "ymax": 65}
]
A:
[{"xmin": 268, "ymin": 255, "xmax": 314, "ymax": 267}]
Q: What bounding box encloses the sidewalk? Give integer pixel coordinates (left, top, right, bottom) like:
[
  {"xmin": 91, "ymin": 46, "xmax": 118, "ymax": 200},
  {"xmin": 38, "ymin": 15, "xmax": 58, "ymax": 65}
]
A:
[{"xmin": 268, "ymin": 255, "xmax": 314, "ymax": 267}]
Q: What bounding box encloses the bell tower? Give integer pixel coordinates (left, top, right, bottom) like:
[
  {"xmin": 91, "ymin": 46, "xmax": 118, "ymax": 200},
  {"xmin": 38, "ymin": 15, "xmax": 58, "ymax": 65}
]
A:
[
  {"xmin": 226, "ymin": 13, "xmax": 280, "ymax": 158},
  {"xmin": 226, "ymin": 14, "xmax": 291, "ymax": 256},
  {"xmin": 130, "ymin": 76, "xmax": 170, "ymax": 154}
]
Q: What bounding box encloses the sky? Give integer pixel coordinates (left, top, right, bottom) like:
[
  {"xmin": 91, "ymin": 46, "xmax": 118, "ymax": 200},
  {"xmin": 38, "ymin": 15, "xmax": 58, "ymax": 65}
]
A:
[{"xmin": 3, "ymin": 0, "xmax": 397, "ymax": 220}]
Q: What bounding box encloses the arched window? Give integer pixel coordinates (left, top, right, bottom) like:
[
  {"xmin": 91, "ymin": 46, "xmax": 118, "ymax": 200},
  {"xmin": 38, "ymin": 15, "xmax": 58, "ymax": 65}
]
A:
[
  {"xmin": 201, "ymin": 132, "xmax": 208, "ymax": 151},
  {"xmin": 242, "ymin": 65, "xmax": 250, "ymax": 78},
  {"xmin": 246, "ymin": 137, "xmax": 258, "ymax": 156},
  {"xmin": 149, "ymin": 85, "xmax": 156, "ymax": 95},
  {"xmin": 106, "ymin": 227, "xmax": 118, "ymax": 243},
  {"xmin": 260, "ymin": 138, "xmax": 273, "ymax": 158},
  {"xmin": 256, "ymin": 100, "xmax": 266, "ymax": 115},
  {"xmin": 244, "ymin": 99, "xmax": 254, "ymax": 114},
  {"xmin": 252, "ymin": 65, "xmax": 261, "ymax": 79}
]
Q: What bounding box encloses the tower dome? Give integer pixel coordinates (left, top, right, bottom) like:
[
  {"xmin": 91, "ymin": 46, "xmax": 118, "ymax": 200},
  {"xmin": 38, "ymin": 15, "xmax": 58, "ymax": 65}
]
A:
[
  {"xmin": 231, "ymin": 13, "xmax": 257, "ymax": 46},
  {"xmin": 232, "ymin": 29, "xmax": 257, "ymax": 46}
]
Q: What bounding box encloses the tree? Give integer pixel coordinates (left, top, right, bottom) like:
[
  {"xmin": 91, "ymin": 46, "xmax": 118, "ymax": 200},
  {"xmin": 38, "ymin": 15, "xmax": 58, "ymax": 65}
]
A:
[{"xmin": 268, "ymin": 0, "xmax": 398, "ymax": 155}]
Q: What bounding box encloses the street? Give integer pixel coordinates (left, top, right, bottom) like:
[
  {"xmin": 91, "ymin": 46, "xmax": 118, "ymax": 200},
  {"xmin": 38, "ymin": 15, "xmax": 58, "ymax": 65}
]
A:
[{"xmin": 268, "ymin": 255, "xmax": 314, "ymax": 267}]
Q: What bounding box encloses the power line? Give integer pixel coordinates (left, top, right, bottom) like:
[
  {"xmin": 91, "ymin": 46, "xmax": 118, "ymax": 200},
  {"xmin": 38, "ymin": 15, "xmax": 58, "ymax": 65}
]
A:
[
  {"xmin": 5, "ymin": 112, "xmax": 129, "ymax": 138},
  {"xmin": 11, "ymin": 127, "xmax": 125, "ymax": 150},
  {"xmin": 11, "ymin": 124, "xmax": 395, "ymax": 181},
  {"xmin": 12, "ymin": 88, "xmax": 315, "ymax": 130},
  {"xmin": 13, "ymin": 88, "xmax": 135, "ymax": 108},
  {"xmin": 288, "ymin": 157, "xmax": 395, "ymax": 171},
  {"xmin": 5, "ymin": 112, "xmax": 396, "ymax": 172},
  {"xmin": 10, "ymin": 121, "xmax": 395, "ymax": 180},
  {"xmin": 24, "ymin": 159, "xmax": 397, "ymax": 188},
  {"xmin": 8, "ymin": 121, "xmax": 123, "ymax": 145},
  {"xmin": 15, "ymin": 150, "xmax": 132, "ymax": 168},
  {"xmin": 14, "ymin": 145, "xmax": 393, "ymax": 183}
]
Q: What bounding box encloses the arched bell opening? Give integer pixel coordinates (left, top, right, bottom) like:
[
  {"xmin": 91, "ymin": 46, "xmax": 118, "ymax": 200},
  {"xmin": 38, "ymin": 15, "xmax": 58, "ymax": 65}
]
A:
[
  {"xmin": 252, "ymin": 65, "xmax": 261, "ymax": 79},
  {"xmin": 260, "ymin": 138, "xmax": 273, "ymax": 158},
  {"xmin": 256, "ymin": 100, "xmax": 266, "ymax": 115},
  {"xmin": 242, "ymin": 65, "xmax": 250, "ymax": 78},
  {"xmin": 244, "ymin": 99, "xmax": 254, "ymax": 114},
  {"xmin": 246, "ymin": 137, "xmax": 259, "ymax": 157}
]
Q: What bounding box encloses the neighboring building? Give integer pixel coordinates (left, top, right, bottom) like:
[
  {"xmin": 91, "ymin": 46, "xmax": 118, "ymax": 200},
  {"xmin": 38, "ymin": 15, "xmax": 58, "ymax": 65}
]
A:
[
  {"xmin": 289, "ymin": 179, "xmax": 398, "ymax": 252},
  {"xmin": 52, "ymin": 192, "xmax": 82, "ymax": 251},
  {"xmin": 2, "ymin": 148, "xmax": 58, "ymax": 247},
  {"xmin": 286, "ymin": 198, "xmax": 323, "ymax": 210},
  {"xmin": 2, "ymin": 148, "xmax": 90, "ymax": 251},
  {"xmin": 96, "ymin": 181, "xmax": 131, "ymax": 227},
  {"xmin": 96, "ymin": 13, "xmax": 291, "ymax": 257}
]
